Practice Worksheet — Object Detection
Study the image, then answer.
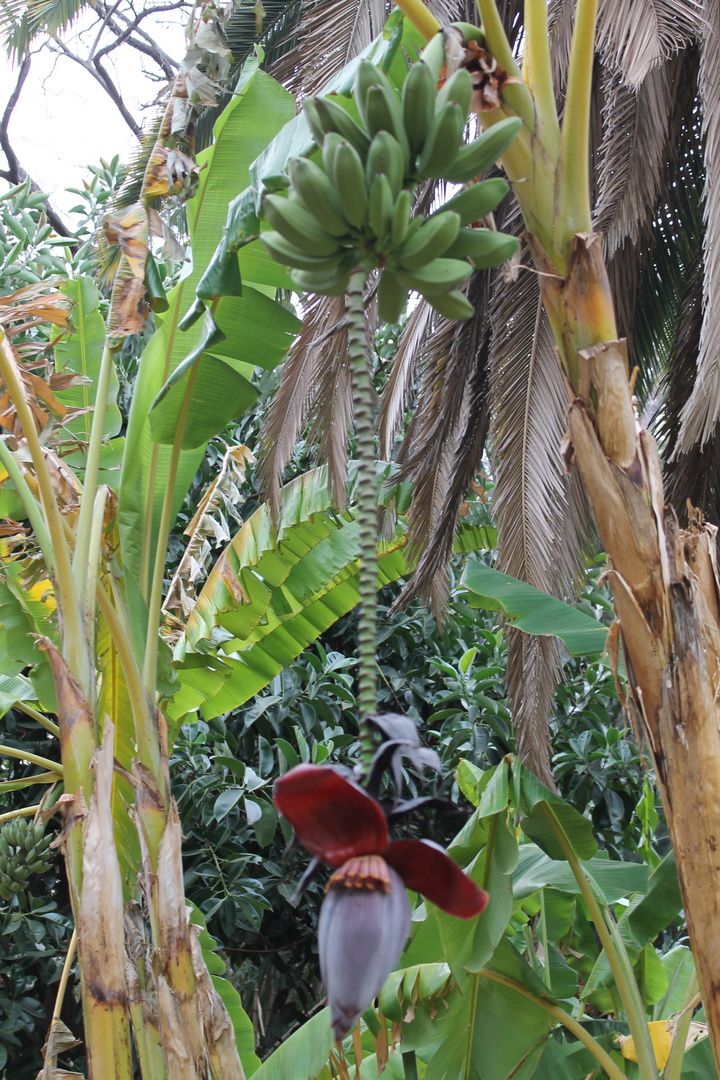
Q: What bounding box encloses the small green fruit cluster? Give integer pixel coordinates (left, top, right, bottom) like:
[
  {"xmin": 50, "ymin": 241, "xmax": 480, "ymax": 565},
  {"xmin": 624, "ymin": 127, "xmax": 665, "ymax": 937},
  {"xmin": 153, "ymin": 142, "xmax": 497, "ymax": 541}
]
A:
[
  {"xmin": 0, "ymin": 817, "xmax": 52, "ymax": 902},
  {"xmin": 261, "ymin": 59, "xmax": 521, "ymax": 322}
]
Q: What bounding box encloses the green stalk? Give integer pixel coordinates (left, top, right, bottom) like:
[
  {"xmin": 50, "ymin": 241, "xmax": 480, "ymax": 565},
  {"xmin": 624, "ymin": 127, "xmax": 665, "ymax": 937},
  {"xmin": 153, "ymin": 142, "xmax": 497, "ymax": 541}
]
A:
[
  {"xmin": 402, "ymin": 1050, "xmax": 418, "ymax": 1080},
  {"xmin": 142, "ymin": 361, "xmax": 199, "ymax": 697},
  {"xmin": 540, "ymin": 806, "xmax": 658, "ymax": 1080},
  {"xmin": 96, "ymin": 581, "xmax": 161, "ymax": 786},
  {"xmin": 663, "ymin": 976, "xmax": 700, "ymax": 1080},
  {"xmin": 523, "ymin": 0, "xmax": 560, "ymax": 157},
  {"xmin": 347, "ymin": 269, "xmax": 377, "ymax": 768},
  {"xmin": 0, "ymin": 440, "xmax": 53, "ymax": 567},
  {"xmin": 0, "ymin": 802, "xmax": 41, "ymax": 822},
  {"xmin": 553, "ymin": 0, "xmax": 597, "ymax": 256},
  {"xmin": 0, "ymin": 774, "xmax": 58, "ymax": 792},
  {"xmin": 391, "ymin": 0, "xmax": 440, "ymax": 42},
  {"xmin": 0, "ymin": 743, "xmax": 63, "ymax": 773},
  {"xmin": 140, "ymin": 444, "xmax": 160, "ymax": 601},
  {"xmin": 14, "ymin": 700, "xmax": 60, "ymax": 737},
  {"xmin": 84, "ymin": 486, "xmax": 108, "ymax": 668},
  {"xmin": 0, "ymin": 331, "xmax": 89, "ymax": 693},
  {"xmin": 478, "ymin": 969, "xmax": 627, "ymax": 1080},
  {"xmin": 72, "ymin": 343, "xmax": 117, "ymax": 598}
]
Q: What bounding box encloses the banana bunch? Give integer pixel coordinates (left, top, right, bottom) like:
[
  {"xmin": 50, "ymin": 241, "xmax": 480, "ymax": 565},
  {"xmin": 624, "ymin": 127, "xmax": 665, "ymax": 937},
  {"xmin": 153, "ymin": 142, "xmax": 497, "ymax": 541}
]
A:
[
  {"xmin": 0, "ymin": 817, "xmax": 52, "ymax": 902},
  {"xmin": 261, "ymin": 58, "xmax": 521, "ymax": 322}
]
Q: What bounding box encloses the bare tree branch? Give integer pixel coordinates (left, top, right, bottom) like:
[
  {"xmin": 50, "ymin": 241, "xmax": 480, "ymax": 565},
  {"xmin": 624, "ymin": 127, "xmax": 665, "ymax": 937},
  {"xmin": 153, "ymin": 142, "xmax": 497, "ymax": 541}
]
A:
[
  {"xmin": 51, "ymin": 36, "xmax": 143, "ymax": 138},
  {"xmin": 0, "ymin": 55, "xmax": 75, "ymax": 241},
  {"xmin": 92, "ymin": 0, "xmax": 185, "ymax": 76}
]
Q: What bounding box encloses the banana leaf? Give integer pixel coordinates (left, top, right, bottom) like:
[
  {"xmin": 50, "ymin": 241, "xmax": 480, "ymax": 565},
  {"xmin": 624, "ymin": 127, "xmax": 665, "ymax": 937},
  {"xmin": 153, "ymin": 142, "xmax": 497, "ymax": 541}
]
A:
[
  {"xmin": 462, "ymin": 561, "xmax": 608, "ymax": 656},
  {"xmin": 118, "ymin": 59, "xmax": 297, "ymax": 653},
  {"xmin": 169, "ymin": 467, "xmax": 493, "ymax": 727}
]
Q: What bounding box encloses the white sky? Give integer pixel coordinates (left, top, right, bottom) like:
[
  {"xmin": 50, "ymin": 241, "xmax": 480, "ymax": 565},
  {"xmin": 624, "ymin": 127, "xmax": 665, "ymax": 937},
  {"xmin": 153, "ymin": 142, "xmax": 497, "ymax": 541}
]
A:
[{"xmin": 0, "ymin": 11, "xmax": 186, "ymax": 219}]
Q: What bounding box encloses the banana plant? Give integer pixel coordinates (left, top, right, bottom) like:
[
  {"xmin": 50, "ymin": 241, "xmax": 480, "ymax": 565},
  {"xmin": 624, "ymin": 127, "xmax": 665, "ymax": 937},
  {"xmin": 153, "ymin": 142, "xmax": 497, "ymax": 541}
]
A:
[{"xmin": 0, "ymin": 47, "xmax": 307, "ymax": 1079}]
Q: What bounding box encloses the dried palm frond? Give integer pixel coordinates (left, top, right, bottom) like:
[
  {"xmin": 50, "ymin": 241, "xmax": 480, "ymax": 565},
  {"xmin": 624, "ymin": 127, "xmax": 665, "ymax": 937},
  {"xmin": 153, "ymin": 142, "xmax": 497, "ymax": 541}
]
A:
[
  {"xmin": 270, "ymin": 0, "xmax": 389, "ymax": 97},
  {"xmin": 378, "ymin": 300, "xmax": 433, "ymax": 460},
  {"xmin": 260, "ymin": 294, "xmax": 349, "ymax": 518},
  {"xmin": 389, "ymin": 265, "xmax": 495, "ymax": 617},
  {"xmin": 596, "ymin": 0, "xmax": 703, "ymax": 87},
  {"xmin": 677, "ymin": 1, "xmax": 720, "ymax": 450},
  {"xmin": 594, "ymin": 61, "xmax": 676, "ymax": 255},
  {"xmin": 490, "ymin": 259, "xmax": 588, "ymax": 787}
]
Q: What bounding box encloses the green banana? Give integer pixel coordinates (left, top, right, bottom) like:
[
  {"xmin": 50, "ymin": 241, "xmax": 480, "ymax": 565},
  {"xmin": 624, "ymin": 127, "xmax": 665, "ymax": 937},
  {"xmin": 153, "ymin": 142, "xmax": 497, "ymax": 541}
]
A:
[
  {"xmin": 364, "ymin": 86, "xmax": 411, "ymax": 169},
  {"xmin": 365, "ymin": 131, "xmax": 405, "ymax": 198},
  {"xmin": 420, "ymin": 30, "xmax": 445, "ymax": 83},
  {"xmin": 398, "ymin": 211, "xmax": 461, "ymax": 269},
  {"xmin": 333, "ymin": 141, "xmax": 369, "ymax": 228},
  {"xmin": 444, "ymin": 116, "xmax": 523, "ymax": 183},
  {"xmin": 261, "ymin": 231, "xmax": 348, "ymax": 272},
  {"xmin": 321, "ymin": 132, "xmax": 344, "ymax": 181},
  {"xmin": 402, "ymin": 62, "xmax": 436, "ymax": 159},
  {"xmin": 264, "ymin": 193, "xmax": 342, "ymax": 256},
  {"xmin": 354, "ymin": 61, "xmax": 398, "ymax": 125},
  {"xmin": 391, "ymin": 189, "xmax": 412, "ymax": 248},
  {"xmin": 451, "ymin": 21, "xmax": 485, "ymax": 46},
  {"xmin": 440, "ymin": 177, "xmax": 509, "ymax": 225},
  {"xmin": 368, "ymin": 173, "xmax": 395, "ymax": 248},
  {"xmin": 436, "ymin": 67, "xmax": 473, "ymax": 122},
  {"xmin": 377, "ymin": 269, "xmax": 409, "ymax": 323},
  {"xmin": 289, "ymin": 156, "xmax": 349, "ymax": 237},
  {"xmin": 314, "ymin": 97, "xmax": 371, "ymax": 158},
  {"xmin": 417, "ymin": 102, "xmax": 466, "ymax": 180},
  {"xmin": 289, "ymin": 263, "xmax": 353, "ymax": 297},
  {"xmin": 394, "ymin": 257, "xmax": 473, "ymax": 296},
  {"xmin": 303, "ymin": 99, "xmax": 326, "ymax": 146},
  {"xmin": 445, "ymin": 227, "xmax": 519, "ymax": 268}
]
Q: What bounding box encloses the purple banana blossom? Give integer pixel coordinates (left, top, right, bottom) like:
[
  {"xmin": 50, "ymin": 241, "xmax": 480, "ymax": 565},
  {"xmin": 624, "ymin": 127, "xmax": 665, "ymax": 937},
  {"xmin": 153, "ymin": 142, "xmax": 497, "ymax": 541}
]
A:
[{"xmin": 274, "ymin": 764, "xmax": 487, "ymax": 1040}]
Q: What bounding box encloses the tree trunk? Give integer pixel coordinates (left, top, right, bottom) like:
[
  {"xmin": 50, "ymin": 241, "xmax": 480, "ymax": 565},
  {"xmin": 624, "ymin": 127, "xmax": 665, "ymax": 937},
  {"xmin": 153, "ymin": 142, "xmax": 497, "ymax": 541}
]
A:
[{"xmin": 534, "ymin": 229, "xmax": 720, "ymax": 1072}]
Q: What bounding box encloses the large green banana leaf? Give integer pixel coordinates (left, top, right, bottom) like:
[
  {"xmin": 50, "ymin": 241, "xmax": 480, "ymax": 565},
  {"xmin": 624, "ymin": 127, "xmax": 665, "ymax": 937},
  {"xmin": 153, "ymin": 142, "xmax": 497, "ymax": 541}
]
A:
[
  {"xmin": 168, "ymin": 467, "xmax": 494, "ymax": 726},
  {"xmin": 54, "ymin": 277, "xmax": 122, "ymax": 452},
  {"xmin": 461, "ymin": 561, "xmax": 608, "ymax": 656},
  {"xmin": 118, "ymin": 57, "xmax": 298, "ymax": 653}
]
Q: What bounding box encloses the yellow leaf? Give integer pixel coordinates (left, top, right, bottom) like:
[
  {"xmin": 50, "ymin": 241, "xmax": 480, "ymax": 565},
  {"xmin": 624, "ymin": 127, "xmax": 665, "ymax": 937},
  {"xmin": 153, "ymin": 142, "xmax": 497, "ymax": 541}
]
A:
[
  {"xmin": 27, "ymin": 578, "xmax": 56, "ymax": 612},
  {"xmin": 618, "ymin": 1021, "xmax": 673, "ymax": 1069}
]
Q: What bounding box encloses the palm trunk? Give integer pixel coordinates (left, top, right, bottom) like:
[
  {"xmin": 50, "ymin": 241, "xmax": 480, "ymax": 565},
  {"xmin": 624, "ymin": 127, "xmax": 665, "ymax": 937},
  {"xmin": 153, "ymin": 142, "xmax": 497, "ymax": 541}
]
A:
[{"xmin": 535, "ymin": 231, "xmax": 720, "ymax": 1070}]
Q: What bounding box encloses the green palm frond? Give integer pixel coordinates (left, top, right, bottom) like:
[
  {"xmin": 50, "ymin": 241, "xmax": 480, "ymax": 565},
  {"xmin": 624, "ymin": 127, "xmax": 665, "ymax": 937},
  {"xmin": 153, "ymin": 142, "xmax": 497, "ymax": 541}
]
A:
[{"xmin": 0, "ymin": 0, "xmax": 90, "ymax": 57}]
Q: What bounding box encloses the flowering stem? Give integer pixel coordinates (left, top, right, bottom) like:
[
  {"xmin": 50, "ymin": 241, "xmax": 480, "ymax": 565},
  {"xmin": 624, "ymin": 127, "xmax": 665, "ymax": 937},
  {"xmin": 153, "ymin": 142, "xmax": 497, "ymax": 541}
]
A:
[
  {"xmin": 347, "ymin": 269, "xmax": 377, "ymax": 765},
  {"xmin": 402, "ymin": 1051, "xmax": 418, "ymax": 1080}
]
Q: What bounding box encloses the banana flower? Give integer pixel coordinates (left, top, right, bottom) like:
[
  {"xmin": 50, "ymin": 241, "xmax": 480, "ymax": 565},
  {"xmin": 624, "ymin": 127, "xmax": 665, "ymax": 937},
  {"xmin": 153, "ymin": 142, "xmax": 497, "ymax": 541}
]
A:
[{"xmin": 274, "ymin": 763, "xmax": 487, "ymax": 1040}]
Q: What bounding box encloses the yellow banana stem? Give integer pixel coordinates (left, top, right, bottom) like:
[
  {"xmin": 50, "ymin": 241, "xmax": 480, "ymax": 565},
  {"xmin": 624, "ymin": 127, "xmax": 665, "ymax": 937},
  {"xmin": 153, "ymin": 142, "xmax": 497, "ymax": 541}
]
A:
[
  {"xmin": 52, "ymin": 927, "xmax": 78, "ymax": 1023},
  {"xmin": 0, "ymin": 743, "xmax": 63, "ymax": 774},
  {"xmin": 391, "ymin": 0, "xmax": 440, "ymax": 42},
  {"xmin": 0, "ymin": 773, "xmax": 58, "ymax": 792},
  {"xmin": 553, "ymin": 0, "xmax": 597, "ymax": 255},
  {"xmin": 523, "ymin": 0, "xmax": 560, "ymax": 157},
  {"xmin": 73, "ymin": 344, "xmax": 117, "ymax": 599},
  {"xmin": 0, "ymin": 802, "xmax": 41, "ymax": 822}
]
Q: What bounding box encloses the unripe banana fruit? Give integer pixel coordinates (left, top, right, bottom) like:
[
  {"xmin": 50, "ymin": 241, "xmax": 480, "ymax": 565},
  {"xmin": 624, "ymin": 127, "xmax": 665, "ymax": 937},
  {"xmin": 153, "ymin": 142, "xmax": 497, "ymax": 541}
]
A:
[{"xmin": 260, "ymin": 51, "xmax": 521, "ymax": 321}]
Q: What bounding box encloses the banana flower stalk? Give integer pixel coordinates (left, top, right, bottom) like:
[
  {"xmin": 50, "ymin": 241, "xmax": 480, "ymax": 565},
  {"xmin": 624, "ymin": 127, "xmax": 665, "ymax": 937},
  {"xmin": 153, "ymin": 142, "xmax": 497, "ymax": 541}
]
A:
[{"xmin": 274, "ymin": 763, "xmax": 487, "ymax": 1040}]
